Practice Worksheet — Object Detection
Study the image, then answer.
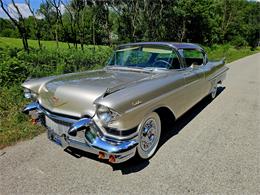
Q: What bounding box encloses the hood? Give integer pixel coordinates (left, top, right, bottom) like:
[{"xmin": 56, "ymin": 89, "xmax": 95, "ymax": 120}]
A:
[{"xmin": 38, "ymin": 69, "xmax": 158, "ymax": 117}]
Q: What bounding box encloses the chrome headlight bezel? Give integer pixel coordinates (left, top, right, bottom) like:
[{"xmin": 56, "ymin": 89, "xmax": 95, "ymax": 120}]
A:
[
  {"xmin": 96, "ymin": 104, "xmax": 120, "ymax": 125},
  {"xmin": 24, "ymin": 88, "xmax": 38, "ymax": 100}
]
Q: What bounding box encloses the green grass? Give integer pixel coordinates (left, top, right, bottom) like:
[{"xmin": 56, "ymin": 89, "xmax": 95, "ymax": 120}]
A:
[
  {"xmin": 0, "ymin": 37, "xmax": 69, "ymax": 50},
  {"xmin": 0, "ymin": 37, "xmax": 109, "ymax": 51},
  {"xmin": 205, "ymin": 44, "xmax": 259, "ymax": 63},
  {"xmin": 0, "ymin": 37, "xmax": 259, "ymax": 149}
]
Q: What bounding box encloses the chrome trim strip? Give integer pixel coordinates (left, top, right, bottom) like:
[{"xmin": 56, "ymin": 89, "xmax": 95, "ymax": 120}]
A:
[
  {"xmin": 208, "ymin": 67, "xmax": 229, "ymax": 81},
  {"xmin": 39, "ymin": 106, "xmax": 78, "ymax": 124},
  {"xmin": 23, "ymin": 102, "xmax": 78, "ymax": 124},
  {"xmin": 22, "ymin": 102, "xmax": 39, "ymax": 114},
  {"xmin": 93, "ymin": 116, "xmax": 139, "ymax": 140}
]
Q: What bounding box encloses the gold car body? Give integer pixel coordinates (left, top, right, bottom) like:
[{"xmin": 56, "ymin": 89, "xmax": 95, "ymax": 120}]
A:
[{"xmin": 22, "ymin": 42, "xmax": 228, "ymax": 163}]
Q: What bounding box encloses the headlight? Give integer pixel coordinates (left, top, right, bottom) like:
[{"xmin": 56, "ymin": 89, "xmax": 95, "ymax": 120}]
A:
[
  {"xmin": 96, "ymin": 105, "xmax": 119, "ymax": 125},
  {"xmin": 24, "ymin": 88, "xmax": 38, "ymax": 100}
]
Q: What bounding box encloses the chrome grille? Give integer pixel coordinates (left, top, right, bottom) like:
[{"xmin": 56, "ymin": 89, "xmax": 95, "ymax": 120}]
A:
[{"xmin": 45, "ymin": 116, "xmax": 70, "ymax": 136}]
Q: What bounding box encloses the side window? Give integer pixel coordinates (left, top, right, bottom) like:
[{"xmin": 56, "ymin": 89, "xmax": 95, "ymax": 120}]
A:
[
  {"xmin": 182, "ymin": 49, "xmax": 205, "ymax": 67},
  {"xmin": 154, "ymin": 51, "xmax": 181, "ymax": 69}
]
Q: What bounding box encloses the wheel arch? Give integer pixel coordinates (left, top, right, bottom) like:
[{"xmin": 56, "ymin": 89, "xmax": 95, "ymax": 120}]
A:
[{"xmin": 153, "ymin": 106, "xmax": 176, "ymax": 131}]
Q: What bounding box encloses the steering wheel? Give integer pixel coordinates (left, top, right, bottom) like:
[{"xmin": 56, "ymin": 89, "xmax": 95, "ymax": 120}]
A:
[{"xmin": 152, "ymin": 60, "xmax": 171, "ymax": 68}]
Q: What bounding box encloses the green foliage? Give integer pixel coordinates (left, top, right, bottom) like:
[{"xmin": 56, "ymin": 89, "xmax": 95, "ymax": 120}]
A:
[
  {"xmin": 0, "ymin": 56, "xmax": 29, "ymax": 86},
  {"xmin": 0, "ymin": 86, "xmax": 45, "ymax": 149},
  {"xmin": 0, "ymin": 0, "xmax": 259, "ymax": 48},
  {"xmin": 231, "ymin": 36, "xmax": 248, "ymax": 49},
  {"xmin": 0, "ymin": 39, "xmax": 112, "ymax": 86},
  {"xmin": 205, "ymin": 44, "xmax": 259, "ymax": 63}
]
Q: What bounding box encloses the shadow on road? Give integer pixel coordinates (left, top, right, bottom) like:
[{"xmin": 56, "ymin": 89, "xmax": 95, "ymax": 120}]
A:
[{"xmin": 65, "ymin": 87, "xmax": 225, "ymax": 175}]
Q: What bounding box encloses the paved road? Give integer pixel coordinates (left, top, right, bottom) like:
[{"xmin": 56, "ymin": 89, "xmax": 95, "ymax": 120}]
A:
[{"xmin": 1, "ymin": 54, "xmax": 260, "ymax": 194}]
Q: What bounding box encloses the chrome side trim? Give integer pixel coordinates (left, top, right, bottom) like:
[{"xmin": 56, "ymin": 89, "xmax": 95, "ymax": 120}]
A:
[{"xmin": 208, "ymin": 67, "xmax": 229, "ymax": 81}]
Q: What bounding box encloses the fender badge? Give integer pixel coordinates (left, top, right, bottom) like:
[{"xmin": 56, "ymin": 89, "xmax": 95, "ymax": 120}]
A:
[{"xmin": 132, "ymin": 100, "xmax": 142, "ymax": 106}]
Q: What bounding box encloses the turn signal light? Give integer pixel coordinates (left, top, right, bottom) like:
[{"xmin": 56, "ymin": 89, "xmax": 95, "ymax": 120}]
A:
[
  {"xmin": 30, "ymin": 118, "xmax": 37, "ymax": 125},
  {"xmin": 108, "ymin": 155, "xmax": 116, "ymax": 163},
  {"xmin": 98, "ymin": 152, "xmax": 105, "ymax": 159}
]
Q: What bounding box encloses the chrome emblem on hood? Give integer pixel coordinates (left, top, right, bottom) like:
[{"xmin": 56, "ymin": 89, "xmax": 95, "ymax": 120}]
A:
[
  {"xmin": 48, "ymin": 96, "xmax": 66, "ymax": 107},
  {"xmin": 51, "ymin": 96, "xmax": 59, "ymax": 103}
]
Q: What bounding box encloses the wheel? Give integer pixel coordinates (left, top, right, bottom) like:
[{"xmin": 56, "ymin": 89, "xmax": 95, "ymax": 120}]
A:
[
  {"xmin": 136, "ymin": 112, "xmax": 161, "ymax": 160},
  {"xmin": 210, "ymin": 84, "xmax": 218, "ymax": 99}
]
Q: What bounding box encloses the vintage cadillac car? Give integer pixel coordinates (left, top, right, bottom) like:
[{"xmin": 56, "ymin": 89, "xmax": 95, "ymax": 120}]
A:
[{"xmin": 22, "ymin": 42, "xmax": 228, "ymax": 163}]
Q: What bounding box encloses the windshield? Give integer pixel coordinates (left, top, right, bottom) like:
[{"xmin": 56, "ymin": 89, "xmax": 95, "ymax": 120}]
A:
[{"xmin": 108, "ymin": 45, "xmax": 180, "ymax": 69}]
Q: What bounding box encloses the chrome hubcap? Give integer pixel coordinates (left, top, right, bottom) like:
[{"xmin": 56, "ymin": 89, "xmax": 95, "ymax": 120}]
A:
[{"xmin": 140, "ymin": 118, "xmax": 157, "ymax": 151}]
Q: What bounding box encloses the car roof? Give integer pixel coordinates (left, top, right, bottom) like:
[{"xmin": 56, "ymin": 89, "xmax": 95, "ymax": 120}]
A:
[{"xmin": 118, "ymin": 42, "xmax": 203, "ymax": 50}]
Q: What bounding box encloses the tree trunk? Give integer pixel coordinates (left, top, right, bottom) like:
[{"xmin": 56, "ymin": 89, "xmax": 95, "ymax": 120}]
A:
[
  {"xmin": 92, "ymin": 14, "xmax": 96, "ymax": 52},
  {"xmin": 55, "ymin": 25, "xmax": 59, "ymax": 48}
]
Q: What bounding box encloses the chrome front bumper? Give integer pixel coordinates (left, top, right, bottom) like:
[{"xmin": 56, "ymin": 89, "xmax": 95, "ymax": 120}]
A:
[{"xmin": 23, "ymin": 102, "xmax": 138, "ymax": 163}]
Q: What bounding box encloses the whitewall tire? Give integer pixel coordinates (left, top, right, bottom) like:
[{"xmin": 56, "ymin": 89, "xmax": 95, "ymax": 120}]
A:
[{"xmin": 136, "ymin": 112, "xmax": 161, "ymax": 159}]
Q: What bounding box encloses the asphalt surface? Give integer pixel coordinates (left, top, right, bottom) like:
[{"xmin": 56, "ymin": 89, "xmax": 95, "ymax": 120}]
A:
[{"xmin": 1, "ymin": 53, "xmax": 260, "ymax": 194}]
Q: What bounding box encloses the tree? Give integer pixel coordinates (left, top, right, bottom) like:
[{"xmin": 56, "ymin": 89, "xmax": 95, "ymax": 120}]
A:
[
  {"xmin": 38, "ymin": 1, "xmax": 56, "ymax": 41},
  {"xmin": 25, "ymin": 0, "xmax": 42, "ymax": 49},
  {"xmin": 49, "ymin": 0, "xmax": 62, "ymax": 48},
  {"xmin": 0, "ymin": 0, "xmax": 29, "ymax": 52}
]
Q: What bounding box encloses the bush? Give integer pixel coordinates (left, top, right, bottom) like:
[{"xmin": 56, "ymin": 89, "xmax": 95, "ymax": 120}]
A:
[
  {"xmin": 0, "ymin": 57, "xmax": 29, "ymax": 86},
  {"xmin": 231, "ymin": 36, "xmax": 248, "ymax": 49},
  {"xmin": 0, "ymin": 46, "xmax": 112, "ymax": 86}
]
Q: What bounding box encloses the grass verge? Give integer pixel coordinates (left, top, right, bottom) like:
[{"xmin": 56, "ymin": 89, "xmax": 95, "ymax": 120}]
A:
[
  {"xmin": 0, "ymin": 87, "xmax": 45, "ymax": 149},
  {"xmin": 205, "ymin": 44, "xmax": 259, "ymax": 63}
]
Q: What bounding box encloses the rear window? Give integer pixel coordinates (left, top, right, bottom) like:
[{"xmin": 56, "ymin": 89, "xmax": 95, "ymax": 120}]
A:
[
  {"xmin": 183, "ymin": 49, "xmax": 204, "ymax": 59},
  {"xmin": 179, "ymin": 49, "xmax": 204, "ymax": 67}
]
